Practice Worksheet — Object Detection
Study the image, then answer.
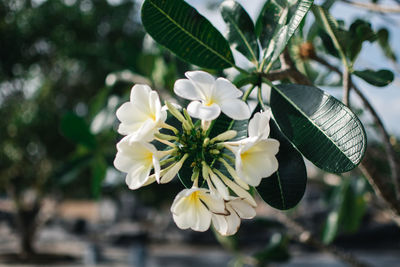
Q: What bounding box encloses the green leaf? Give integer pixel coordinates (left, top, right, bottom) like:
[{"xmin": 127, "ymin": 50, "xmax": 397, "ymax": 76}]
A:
[
  {"xmin": 265, "ymin": 0, "xmax": 313, "ymax": 66},
  {"xmin": 270, "ymin": 84, "xmax": 366, "ymax": 173},
  {"xmin": 255, "ymin": 0, "xmax": 288, "ymax": 48},
  {"xmin": 141, "ymin": 0, "xmax": 235, "ymax": 70},
  {"xmin": 312, "ymin": 5, "xmax": 348, "ymax": 67},
  {"xmin": 322, "ymin": 178, "xmax": 367, "ymax": 244},
  {"xmin": 377, "ymin": 28, "xmax": 397, "ymax": 61},
  {"xmin": 220, "ymin": 0, "xmax": 260, "ymax": 62},
  {"xmin": 354, "ymin": 69, "xmax": 394, "ymax": 87},
  {"xmin": 322, "ymin": 210, "xmax": 340, "ymax": 244},
  {"xmin": 257, "ymin": 120, "xmax": 307, "ymax": 210},
  {"xmin": 347, "ymin": 19, "xmax": 376, "ymax": 63},
  {"xmin": 60, "ymin": 112, "xmax": 97, "ymax": 149}
]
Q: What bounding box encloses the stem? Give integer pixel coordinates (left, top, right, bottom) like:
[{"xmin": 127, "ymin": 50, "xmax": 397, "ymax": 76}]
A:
[
  {"xmin": 342, "ymin": 68, "xmax": 351, "ymax": 106},
  {"xmin": 242, "ymin": 85, "xmax": 256, "ymax": 101},
  {"xmin": 257, "ymin": 86, "xmax": 266, "ymax": 111},
  {"xmin": 341, "ymin": 0, "xmax": 400, "ymax": 13}
]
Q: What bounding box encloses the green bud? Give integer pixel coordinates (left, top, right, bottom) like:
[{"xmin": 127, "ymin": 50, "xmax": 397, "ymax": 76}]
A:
[
  {"xmin": 203, "ymin": 137, "xmax": 210, "ymax": 147},
  {"xmin": 209, "ymin": 149, "xmax": 220, "ymax": 155}
]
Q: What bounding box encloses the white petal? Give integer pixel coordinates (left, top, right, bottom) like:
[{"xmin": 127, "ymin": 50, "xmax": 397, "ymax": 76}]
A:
[
  {"xmin": 199, "ymin": 192, "xmax": 226, "ymax": 214},
  {"xmin": 152, "ymin": 154, "xmax": 161, "ymax": 183},
  {"xmin": 224, "ymin": 206, "xmax": 241, "ymax": 236},
  {"xmin": 193, "ymin": 201, "xmax": 212, "ymax": 232},
  {"xmin": 160, "ymin": 162, "xmax": 181, "ymax": 184},
  {"xmin": 220, "ymin": 99, "xmax": 250, "ymax": 120},
  {"xmin": 130, "ymin": 84, "xmax": 152, "ymax": 114},
  {"xmin": 229, "ymin": 199, "xmax": 256, "ymax": 219},
  {"xmin": 187, "ymin": 101, "xmax": 221, "ymax": 120},
  {"xmin": 219, "ymin": 174, "xmax": 256, "ymax": 207},
  {"xmin": 248, "ymin": 111, "xmax": 271, "ymax": 139},
  {"xmin": 174, "ymin": 79, "xmax": 203, "ymax": 101},
  {"xmin": 209, "ymin": 171, "xmax": 229, "ymax": 200},
  {"xmin": 214, "ymin": 78, "xmax": 242, "ymax": 100},
  {"xmin": 185, "ymin": 70, "xmax": 215, "ymax": 98},
  {"xmin": 125, "ymin": 164, "xmax": 152, "ymax": 190},
  {"xmin": 212, "ymin": 214, "xmax": 229, "ymax": 235}
]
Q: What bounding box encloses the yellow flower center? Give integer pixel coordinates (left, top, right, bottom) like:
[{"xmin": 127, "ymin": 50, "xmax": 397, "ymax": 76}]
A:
[{"xmin": 188, "ymin": 191, "xmax": 200, "ymax": 204}]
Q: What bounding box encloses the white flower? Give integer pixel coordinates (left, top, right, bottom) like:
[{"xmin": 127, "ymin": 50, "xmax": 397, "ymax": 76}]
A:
[
  {"xmin": 116, "ymin": 84, "xmax": 167, "ymax": 141},
  {"xmin": 212, "ymin": 198, "xmax": 256, "ymax": 236},
  {"xmin": 113, "ymin": 137, "xmax": 161, "ymax": 189},
  {"xmin": 174, "ymin": 71, "xmax": 250, "ymax": 121},
  {"xmin": 171, "ymin": 187, "xmax": 226, "ymax": 232},
  {"xmin": 234, "ymin": 138, "xmax": 279, "ymax": 186},
  {"xmin": 223, "ymin": 111, "xmax": 279, "ymax": 186}
]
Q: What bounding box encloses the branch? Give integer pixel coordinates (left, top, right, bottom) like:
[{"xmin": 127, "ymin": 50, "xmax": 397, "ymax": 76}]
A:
[
  {"xmin": 341, "ymin": 0, "xmax": 400, "ymax": 13},
  {"xmin": 265, "ymin": 206, "xmax": 371, "ymax": 267}
]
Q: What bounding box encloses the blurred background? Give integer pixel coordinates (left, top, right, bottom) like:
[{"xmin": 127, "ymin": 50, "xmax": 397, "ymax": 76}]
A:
[{"xmin": 1, "ymin": 0, "xmax": 400, "ymax": 266}]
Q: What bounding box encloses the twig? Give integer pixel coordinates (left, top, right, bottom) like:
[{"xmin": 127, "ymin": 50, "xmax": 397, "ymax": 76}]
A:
[
  {"xmin": 311, "ymin": 54, "xmax": 400, "ymax": 212},
  {"xmin": 341, "ymin": 0, "xmax": 400, "ymax": 13},
  {"xmin": 342, "ymin": 68, "xmax": 351, "ymax": 106},
  {"xmin": 265, "ymin": 206, "xmax": 371, "ymax": 267}
]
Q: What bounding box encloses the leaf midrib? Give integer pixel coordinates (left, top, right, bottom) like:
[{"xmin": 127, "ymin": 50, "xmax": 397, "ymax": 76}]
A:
[
  {"xmin": 147, "ymin": 0, "xmax": 234, "ymax": 68},
  {"xmin": 273, "ymin": 85, "xmax": 361, "ymax": 166},
  {"xmin": 223, "ymin": 9, "xmax": 257, "ymax": 62}
]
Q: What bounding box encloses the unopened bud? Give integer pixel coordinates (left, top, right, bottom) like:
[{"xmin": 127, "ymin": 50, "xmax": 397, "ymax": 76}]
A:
[
  {"xmin": 154, "ymin": 133, "xmax": 178, "ymax": 141},
  {"xmin": 183, "ymin": 109, "xmax": 194, "ymax": 127},
  {"xmin": 211, "ymin": 130, "xmax": 237, "ymax": 143},
  {"xmin": 210, "ymin": 149, "xmax": 220, "ymax": 155},
  {"xmin": 165, "ymin": 101, "xmax": 186, "ymax": 123},
  {"xmin": 203, "ymin": 137, "xmax": 210, "ymax": 147}
]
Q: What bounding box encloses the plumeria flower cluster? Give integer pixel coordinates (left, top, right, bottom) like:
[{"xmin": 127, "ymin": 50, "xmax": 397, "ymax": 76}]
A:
[{"xmin": 114, "ymin": 71, "xmax": 280, "ymax": 236}]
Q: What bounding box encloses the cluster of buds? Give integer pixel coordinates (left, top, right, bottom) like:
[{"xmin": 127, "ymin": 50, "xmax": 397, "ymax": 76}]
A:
[{"xmin": 114, "ymin": 71, "xmax": 280, "ymax": 236}]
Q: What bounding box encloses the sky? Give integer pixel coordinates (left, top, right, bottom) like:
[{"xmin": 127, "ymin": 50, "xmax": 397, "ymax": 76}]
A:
[{"xmin": 186, "ymin": 0, "xmax": 400, "ymax": 136}]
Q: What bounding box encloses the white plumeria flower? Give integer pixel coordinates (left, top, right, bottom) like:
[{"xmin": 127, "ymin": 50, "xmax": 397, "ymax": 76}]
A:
[
  {"xmin": 113, "ymin": 137, "xmax": 161, "ymax": 189},
  {"xmin": 234, "ymin": 138, "xmax": 279, "ymax": 186},
  {"xmin": 226, "ymin": 111, "xmax": 279, "ymax": 186},
  {"xmin": 171, "ymin": 187, "xmax": 226, "ymax": 232},
  {"xmin": 174, "ymin": 71, "xmax": 250, "ymax": 121},
  {"xmin": 212, "ymin": 198, "xmax": 256, "ymax": 236},
  {"xmin": 116, "ymin": 84, "xmax": 167, "ymax": 141}
]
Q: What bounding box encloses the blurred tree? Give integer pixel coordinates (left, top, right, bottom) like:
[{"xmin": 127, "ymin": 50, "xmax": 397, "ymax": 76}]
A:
[{"xmin": 0, "ymin": 0, "xmax": 146, "ymax": 258}]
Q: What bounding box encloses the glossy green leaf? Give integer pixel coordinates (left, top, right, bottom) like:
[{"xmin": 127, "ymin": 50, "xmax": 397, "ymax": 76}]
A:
[
  {"xmin": 220, "ymin": 0, "xmax": 260, "ymax": 62},
  {"xmin": 354, "ymin": 69, "xmax": 394, "ymax": 87},
  {"xmin": 257, "ymin": 120, "xmax": 307, "ymax": 210},
  {"xmin": 60, "ymin": 112, "xmax": 97, "ymax": 149},
  {"xmin": 255, "ymin": 0, "xmax": 288, "ymax": 48},
  {"xmin": 270, "ymin": 84, "xmax": 366, "ymax": 173},
  {"xmin": 141, "ymin": 0, "xmax": 235, "ymax": 70},
  {"xmin": 265, "ymin": 0, "xmax": 313, "ymax": 65},
  {"xmin": 377, "ymin": 28, "xmax": 397, "ymax": 61}
]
